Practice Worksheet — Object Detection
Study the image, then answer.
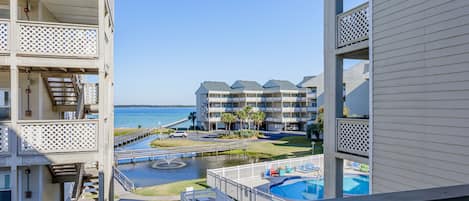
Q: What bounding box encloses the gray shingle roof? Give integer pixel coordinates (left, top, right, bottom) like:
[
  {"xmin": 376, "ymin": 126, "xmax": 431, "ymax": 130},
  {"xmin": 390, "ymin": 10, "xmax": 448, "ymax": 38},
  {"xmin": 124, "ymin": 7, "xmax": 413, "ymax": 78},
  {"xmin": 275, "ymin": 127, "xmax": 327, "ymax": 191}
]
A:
[
  {"xmin": 263, "ymin": 80, "xmax": 299, "ymax": 90},
  {"xmin": 201, "ymin": 81, "xmax": 231, "ymax": 91},
  {"xmin": 231, "ymin": 80, "xmax": 263, "ymax": 91}
]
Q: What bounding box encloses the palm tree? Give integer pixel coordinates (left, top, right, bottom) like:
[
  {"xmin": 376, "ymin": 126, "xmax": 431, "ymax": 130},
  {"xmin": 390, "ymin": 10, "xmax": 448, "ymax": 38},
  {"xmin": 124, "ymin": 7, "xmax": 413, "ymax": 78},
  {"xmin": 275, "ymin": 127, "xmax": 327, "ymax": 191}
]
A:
[
  {"xmin": 236, "ymin": 106, "xmax": 252, "ymax": 130},
  {"xmin": 251, "ymin": 111, "xmax": 266, "ymax": 131},
  {"xmin": 235, "ymin": 109, "xmax": 247, "ymax": 130},
  {"xmin": 188, "ymin": 112, "xmax": 196, "ymax": 130},
  {"xmin": 221, "ymin": 113, "xmax": 236, "ymax": 134}
]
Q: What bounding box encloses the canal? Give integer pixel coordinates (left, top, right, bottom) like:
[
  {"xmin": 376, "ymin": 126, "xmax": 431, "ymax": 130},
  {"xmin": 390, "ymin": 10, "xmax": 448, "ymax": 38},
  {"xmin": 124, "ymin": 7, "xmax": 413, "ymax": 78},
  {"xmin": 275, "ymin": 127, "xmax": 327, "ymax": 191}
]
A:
[{"xmin": 116, "ymin": 134, "xmax": 260, "ymax": 187}]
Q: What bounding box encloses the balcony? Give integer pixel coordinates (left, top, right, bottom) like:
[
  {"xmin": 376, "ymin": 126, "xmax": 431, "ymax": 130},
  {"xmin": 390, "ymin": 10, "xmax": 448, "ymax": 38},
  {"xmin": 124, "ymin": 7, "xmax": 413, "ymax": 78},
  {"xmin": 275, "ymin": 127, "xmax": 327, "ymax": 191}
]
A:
[
  {"xmin": 336, "ymin": 118, "xmax": 369, "ymax": 157},
  {"xmin": 208, "ymin": 107, "xmax": 228, "ymax": 113},
  {"xmin": 265, "ymin": 107, "xmax": 281, "ymax": 112},
  {"xmin": 307, "ymin": 107, "xmax": 317, "ymax": 112},
  {"xmin": 282, "ymin": 107, "xmax": 308, "ymax": 113},
  {"xmin": 18, "ymin": 119, "xmax": 99, "ymax": 155},
  {"xmin": 336, "ymin": 2, "xmax": 369, "ymax": 49},
  {"xmin": 264, "ymin": 97, "xmax": 282, "ymax": 102},
  {"xmin": 18, "ymin": 21, "xmax": 98, "ymax": 58},
  {"xmin": 209, "ymin": 117, "xmax": 221, "ymax": 122},
  {"xmin": 208, "ymin": 97, "xmax": 231, "ymax": 102},
  {"xmin": 307, "ymin": 92, "xmax": 317, "ymax": 98},
  {"xmin": 0, "ymin": 123, "xmax": 9, "ymax": 155},
  {"xmin": 282, "ymin": 97, "xmax": 307, "ymax": 102},
  {"xmin": 0, "ymin": 19, "xmax": 99, "ymax": 59}
]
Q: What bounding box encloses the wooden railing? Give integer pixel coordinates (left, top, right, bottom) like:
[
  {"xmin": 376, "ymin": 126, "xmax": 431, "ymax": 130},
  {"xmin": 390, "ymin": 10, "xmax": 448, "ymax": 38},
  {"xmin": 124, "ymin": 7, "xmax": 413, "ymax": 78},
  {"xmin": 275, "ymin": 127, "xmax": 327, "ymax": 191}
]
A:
[
  {"xmin": 336, "ymin": 118, "xmax": 369, "ymax": 157},
  {"xmin": 114, "ymin": 128, "xmax": 152, "ymax": 147},
  {"xmin": 17, "ymin": 20, "xmax": 98, "ymax": 58},
  {"xmin": 18, "ymin": 119, "xmax": 98, "ymax": 154},
  {"xmin": 337, "ymin": 2, "xmax": 369, "ymax": 48}
]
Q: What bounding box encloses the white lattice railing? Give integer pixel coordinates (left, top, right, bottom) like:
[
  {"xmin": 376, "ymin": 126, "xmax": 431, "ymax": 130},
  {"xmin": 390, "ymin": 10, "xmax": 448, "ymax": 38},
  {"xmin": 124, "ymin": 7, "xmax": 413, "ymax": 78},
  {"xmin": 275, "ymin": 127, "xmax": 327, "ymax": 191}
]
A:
[
  {"xmin": 84, "ymin": 83, "xmax": 99, "ymax": 105},
  {"xmin": 337, "ymin": 2, "xmax": 369, "ymax": 48},
  {"xmin": 18, "ymin": 21, "xmax": 98, "ymax": 58},
  {"xmin": 337, "ymin": 118, "xmax": 369, "ymax": 157},
  {"xmin": 18, "ymin": 120, "xmax": 99, "ymax": 154},
  {"xmin": 0, "ymin": 20, "xmax": 8, "ymax": 54},
  {"xmin": 0, "ymin": 124, "xmax": 9, "ymax": 154}
]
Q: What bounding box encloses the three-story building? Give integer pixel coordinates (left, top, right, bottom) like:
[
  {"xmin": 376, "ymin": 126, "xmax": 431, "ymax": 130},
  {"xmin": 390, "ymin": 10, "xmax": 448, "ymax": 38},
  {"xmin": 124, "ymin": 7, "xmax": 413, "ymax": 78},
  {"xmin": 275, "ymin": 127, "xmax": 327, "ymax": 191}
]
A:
[
  {"xmin": 0, "ymin": 0, "xmax": 114, "ymax": 200},
  {"xmin": 195, "ymin": 80, "xmax": 313, "ymax": 131}
]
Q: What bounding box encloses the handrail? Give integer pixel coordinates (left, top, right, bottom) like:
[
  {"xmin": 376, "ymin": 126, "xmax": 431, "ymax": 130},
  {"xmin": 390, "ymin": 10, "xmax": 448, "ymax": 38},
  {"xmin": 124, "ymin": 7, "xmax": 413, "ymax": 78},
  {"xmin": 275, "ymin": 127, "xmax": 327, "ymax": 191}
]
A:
[
  {"xmin": 115, "ymin": 140, "xmax": 249, "ymax": 161},
  {"xmin": 337, "ymin": 2, "xmax": 369, "ymax": 19},
  {"xmin": 113, "ymin": 167, "xmax": 135, "ymax": 192},
  {"xmin": 16, "ymin": 20, "xmax": 98, "ymax": 29},
  {"xmin": 17, "ymin": 119, "xmax": 99, "ymax": 124}
]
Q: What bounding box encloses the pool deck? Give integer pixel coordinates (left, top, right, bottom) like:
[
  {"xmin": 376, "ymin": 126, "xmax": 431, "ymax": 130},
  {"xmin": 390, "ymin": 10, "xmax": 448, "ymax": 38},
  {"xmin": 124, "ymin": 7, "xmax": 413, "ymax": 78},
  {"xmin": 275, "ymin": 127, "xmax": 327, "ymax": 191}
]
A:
[{"xmin": 236, "ymin": 168, "xmax": 366, "ymax": 190}]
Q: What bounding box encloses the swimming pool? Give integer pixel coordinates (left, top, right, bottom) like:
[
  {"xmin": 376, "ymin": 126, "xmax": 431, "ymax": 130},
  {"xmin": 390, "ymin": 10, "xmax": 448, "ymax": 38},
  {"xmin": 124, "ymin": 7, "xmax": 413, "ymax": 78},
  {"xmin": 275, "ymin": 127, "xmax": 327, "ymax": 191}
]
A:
[{"xmin": 270, "ymin": 174, "xmax": 369, "ymax": 200}]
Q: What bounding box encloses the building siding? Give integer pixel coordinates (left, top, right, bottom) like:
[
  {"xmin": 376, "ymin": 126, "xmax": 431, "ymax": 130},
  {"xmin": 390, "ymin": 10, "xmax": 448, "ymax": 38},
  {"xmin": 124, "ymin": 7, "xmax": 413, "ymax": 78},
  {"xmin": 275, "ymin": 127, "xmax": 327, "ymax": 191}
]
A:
[{"xmin": 372, "ymin": 0, "xmax": 469, "ymax": 194}]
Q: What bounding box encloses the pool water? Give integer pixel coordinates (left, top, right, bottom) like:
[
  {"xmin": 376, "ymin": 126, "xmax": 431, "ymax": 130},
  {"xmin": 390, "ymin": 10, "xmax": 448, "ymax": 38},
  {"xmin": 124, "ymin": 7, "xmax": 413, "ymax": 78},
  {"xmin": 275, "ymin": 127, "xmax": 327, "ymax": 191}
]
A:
[{"xmin": 270, "ymin": 175, "xmax": 369, "ymax": 200}]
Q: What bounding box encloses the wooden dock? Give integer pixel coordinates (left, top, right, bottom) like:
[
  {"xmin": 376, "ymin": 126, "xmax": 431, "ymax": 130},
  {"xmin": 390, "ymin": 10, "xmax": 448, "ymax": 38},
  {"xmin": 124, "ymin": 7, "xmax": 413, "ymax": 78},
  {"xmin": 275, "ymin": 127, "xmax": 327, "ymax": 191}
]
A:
[{"xmin": 114, "ymin": 129, "xmax": 153, "ymax": 147}]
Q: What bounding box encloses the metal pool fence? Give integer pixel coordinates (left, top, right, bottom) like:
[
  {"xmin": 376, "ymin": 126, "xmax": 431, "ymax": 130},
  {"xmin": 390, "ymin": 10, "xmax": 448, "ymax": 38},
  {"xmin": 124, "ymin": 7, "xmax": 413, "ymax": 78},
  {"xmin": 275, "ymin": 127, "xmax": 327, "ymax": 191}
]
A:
[{"xmin": 207, "ymin": 155, "xmax": 324, "ymax": 201}]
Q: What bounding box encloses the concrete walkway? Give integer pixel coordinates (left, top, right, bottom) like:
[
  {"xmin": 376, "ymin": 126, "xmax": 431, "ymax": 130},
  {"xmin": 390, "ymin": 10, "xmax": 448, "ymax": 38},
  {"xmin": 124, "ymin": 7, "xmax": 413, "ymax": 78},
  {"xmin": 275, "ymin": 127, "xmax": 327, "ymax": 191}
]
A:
[{"xmin": 115, "ymin": 180, "xmax": 180, "ymax": 201}]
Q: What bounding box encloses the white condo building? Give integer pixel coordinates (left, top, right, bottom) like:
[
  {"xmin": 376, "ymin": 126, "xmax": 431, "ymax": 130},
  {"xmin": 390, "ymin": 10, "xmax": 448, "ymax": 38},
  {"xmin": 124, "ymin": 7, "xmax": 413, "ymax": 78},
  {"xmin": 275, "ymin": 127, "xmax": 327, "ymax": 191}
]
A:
[
  {"xmin": 0, "ymin": 0, "xmax": 114, "ymax": 200},
  {"xmin": 195, "ymin": 80, "xmax": 314, "ymax": 131},
  {"xmin": 298, "ymin": 61, "xmax": 370, "ymax": 118},
  {"xmin": 195, "ymin": 68, "xmax": 370, "ymax": 132}
]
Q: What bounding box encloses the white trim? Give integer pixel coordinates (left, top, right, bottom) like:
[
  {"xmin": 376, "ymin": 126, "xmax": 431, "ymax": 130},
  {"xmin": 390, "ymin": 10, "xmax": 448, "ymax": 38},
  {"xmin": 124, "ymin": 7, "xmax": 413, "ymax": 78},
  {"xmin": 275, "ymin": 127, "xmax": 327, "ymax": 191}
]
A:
[{"xmin": 368, "ymin": 0, "xmax": 374, "ymax": 195}]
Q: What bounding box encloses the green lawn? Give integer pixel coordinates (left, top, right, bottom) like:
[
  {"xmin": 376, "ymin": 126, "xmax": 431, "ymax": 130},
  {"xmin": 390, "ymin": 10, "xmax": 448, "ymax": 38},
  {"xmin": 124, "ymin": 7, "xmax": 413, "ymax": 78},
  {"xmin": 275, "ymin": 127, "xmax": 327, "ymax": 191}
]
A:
[
  {"xmin": 222, "ymin": 136, "xmax": 318, "ymax": 159},
  {"xmin": 134, "ymin": 178, "xmax": 208, "ymax": 196},
  {"xmin": 114, "ymin": 128, "xmax": 139, "ymax": 136},
  {"xmin": 150, "ymin": 139, "xmax": 215, "ymax": 148}
]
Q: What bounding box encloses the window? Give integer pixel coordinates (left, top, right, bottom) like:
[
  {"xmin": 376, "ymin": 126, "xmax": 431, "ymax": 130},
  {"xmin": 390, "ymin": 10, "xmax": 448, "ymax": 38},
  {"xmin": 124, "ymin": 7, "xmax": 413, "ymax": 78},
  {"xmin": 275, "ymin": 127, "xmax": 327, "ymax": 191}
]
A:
[
  {"xmin": 0, "ymin": 173, "xmax": 10, "ymax": 190},
  {"xmin": 0, "ymin": 89, "xmax": 10, "ymax": 120}
]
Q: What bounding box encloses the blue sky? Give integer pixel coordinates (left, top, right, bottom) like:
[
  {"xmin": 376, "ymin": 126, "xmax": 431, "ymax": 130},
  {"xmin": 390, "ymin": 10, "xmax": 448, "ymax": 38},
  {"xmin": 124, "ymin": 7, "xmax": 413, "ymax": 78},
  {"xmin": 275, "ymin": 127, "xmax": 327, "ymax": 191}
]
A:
[{"xmin": 115, "ymin": 0, "xmax": 366, "ymax": 105}]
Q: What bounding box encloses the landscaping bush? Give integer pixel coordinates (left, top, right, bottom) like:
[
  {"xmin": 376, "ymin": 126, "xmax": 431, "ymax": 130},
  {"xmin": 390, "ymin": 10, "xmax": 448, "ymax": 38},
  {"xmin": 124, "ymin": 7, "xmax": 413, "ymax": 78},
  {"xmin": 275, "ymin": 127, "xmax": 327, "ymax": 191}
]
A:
[
  {"xmin": 152, "ymin": 128, "xmax": 175, "ymax": 134},
  {"xmin": 220, "ymin": 130, "xmax": 260, "ymax": 139}
]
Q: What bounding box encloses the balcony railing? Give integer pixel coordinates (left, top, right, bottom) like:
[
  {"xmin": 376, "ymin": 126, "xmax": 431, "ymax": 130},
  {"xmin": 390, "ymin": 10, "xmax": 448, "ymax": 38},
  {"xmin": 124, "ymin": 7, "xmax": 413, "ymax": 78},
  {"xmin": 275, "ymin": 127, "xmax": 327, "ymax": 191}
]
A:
[
  {"xmin": 17, "ymin": 21, "xmax": 98, "ymax": 58},
  {"xmin": 18, "ymin": 120, "xmax": 99, "ymax": 154},
  {"xmin": 84, "ymin": 83, "xmax": 99, "ymax": 105},
  {"xmin": 207, "ymin": 97, "xmax": 231, "ymax": 102},
  {"xmin": 0, "ymin": 20, "xmax": 8, "ymax": 54},
  {"xmin": 0, "ymin": 124, "xmax": 9, "ymax": 154},
  {"xmin": 337, "ymin": 2, "xmax": 369, "ymax": 48},
  {"xmin": 336, "ymin": 118, "xmax": 369, "ymax": 157}
]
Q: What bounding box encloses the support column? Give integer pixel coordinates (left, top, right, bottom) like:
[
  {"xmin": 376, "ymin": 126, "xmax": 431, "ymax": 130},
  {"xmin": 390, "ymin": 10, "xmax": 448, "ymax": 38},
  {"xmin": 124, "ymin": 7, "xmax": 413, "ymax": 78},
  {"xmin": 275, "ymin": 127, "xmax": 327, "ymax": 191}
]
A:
[
  {"xmin": 324, "ymin": 0, "xmax": 344, "ymax": 199},
  {"xmin": 9, "ymin": 0, "xmax": 20, "ymax": 199}
]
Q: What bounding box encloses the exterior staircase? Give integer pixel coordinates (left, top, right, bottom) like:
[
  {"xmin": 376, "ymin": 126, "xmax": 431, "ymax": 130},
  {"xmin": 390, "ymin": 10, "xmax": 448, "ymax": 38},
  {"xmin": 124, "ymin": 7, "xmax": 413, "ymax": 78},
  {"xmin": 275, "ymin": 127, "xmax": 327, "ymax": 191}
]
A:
[
  {"xmin": 43, "ymin": 74, "xmax": 99, "ymax": 119},
  {"xmin": 42, "ymin": 74, "xmax": 82, "ymax": 112},
  {"xmin": 48, "ymin": 163, "xmax": 100, "ymax": 201}
]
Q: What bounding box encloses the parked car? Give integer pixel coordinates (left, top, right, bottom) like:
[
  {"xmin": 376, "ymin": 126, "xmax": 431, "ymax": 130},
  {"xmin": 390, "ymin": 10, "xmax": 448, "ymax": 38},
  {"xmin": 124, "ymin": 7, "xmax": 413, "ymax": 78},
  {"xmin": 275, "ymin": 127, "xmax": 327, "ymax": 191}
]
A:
[{"xmin": 169, "ymin": 131, "xmax": 188, "ymax": 138}]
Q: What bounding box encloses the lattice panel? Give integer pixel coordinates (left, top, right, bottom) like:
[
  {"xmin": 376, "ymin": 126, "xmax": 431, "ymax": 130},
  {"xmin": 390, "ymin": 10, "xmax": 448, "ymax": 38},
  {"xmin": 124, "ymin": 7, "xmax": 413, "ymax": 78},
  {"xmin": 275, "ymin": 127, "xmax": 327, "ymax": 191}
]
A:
[
  {"xmin": 19, "ymin": 23, "xmax": 98, "ymax": 57},
  {"xmin": 0, "ymin": 22, "xmax": 8, "ymax": 52},
  {"xmin": 0, "ymin": 126, "xmax": 8, "ymax": 153},
  {"xmin": 84, "ymin": 83, "xmax": 99, "ymax": 105},
  {"xmin": 19, "ymin": 121, "xmax": 98, "ymax": 153},
  {"xmin": 337, "ymin": 4, "xmax": 369, "ymax": 48},
  {"xmin": 337, "ymin": 118, "xmax": 369, "ymax": 157}
]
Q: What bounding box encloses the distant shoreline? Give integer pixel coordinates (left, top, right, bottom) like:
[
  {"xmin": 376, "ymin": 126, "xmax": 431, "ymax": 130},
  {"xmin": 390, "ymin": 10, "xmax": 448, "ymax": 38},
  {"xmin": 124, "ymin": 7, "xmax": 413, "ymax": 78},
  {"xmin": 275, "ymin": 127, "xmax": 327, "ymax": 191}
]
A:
[{"xmin": 115, "ymin": 105, "xmax": 195, "ymax": 108}]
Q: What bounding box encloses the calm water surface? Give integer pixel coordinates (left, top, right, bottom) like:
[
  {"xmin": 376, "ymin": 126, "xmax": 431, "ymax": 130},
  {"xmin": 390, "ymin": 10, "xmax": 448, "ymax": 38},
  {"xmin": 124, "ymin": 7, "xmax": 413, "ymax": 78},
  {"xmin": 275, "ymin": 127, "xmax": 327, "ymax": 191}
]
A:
[
  {"xmin": 118, "ymin": 155, "xmax": 258, "ymax": 187},
  {"xmin": 114, "ymin": 106, "xmax": 195, "ymax": 128}
]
